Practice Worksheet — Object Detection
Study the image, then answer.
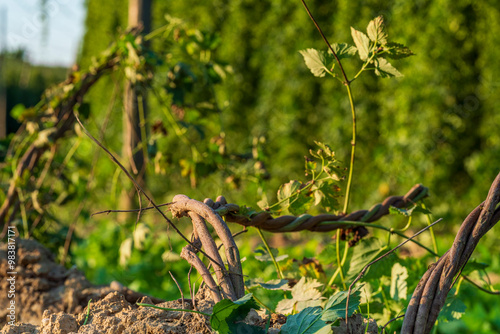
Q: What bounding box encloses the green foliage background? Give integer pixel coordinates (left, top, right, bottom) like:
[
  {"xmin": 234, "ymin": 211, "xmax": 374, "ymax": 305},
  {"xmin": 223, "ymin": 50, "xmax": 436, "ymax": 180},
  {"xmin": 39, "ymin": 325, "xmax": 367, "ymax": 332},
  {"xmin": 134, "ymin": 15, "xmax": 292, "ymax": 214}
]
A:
[
  {"xmin": 79, "ymin": 1, "xmax": 500, "ymax": 331},
  {"xmin": 76, "ymin": 0, "xmax": 500, "ymax": 217},
  {"xmin": 2, "ymin": 0, "xmax": 500, "ymax": 332}
]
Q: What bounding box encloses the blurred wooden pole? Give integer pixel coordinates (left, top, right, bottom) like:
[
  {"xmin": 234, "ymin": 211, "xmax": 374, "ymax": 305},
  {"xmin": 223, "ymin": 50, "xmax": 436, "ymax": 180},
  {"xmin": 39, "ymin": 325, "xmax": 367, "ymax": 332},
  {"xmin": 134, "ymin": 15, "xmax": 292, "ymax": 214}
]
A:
[
  {"xmin": 120, "ymin": 0, "xmax": 151, "ymax": 219},
  {"xmin": 0, "ymin": 7, "xmax": 7, "ymax": 139},
  {"xmin": 0, "ymin": 58, "xmax": 6, "ymax": 139}
]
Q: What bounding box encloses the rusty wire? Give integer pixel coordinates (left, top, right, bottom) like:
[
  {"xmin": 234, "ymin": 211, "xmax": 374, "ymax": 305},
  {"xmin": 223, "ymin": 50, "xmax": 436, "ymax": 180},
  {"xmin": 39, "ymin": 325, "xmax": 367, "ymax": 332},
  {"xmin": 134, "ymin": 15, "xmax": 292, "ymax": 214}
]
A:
[
  {"xmin": 202, "ymin": 184, "xmax": 428, "ymax": 233},
  {"xmin": 401, "ymin": 172, "xmax": 500, "ymax": 334}
]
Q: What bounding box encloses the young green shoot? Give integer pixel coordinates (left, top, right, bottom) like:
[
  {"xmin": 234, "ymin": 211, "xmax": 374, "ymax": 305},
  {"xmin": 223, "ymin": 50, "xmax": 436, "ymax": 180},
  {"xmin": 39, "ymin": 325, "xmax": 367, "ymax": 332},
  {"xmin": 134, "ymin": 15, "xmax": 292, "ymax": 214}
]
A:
[
  {"xmin": 83, "ymin": 299, "xmax": 92, "ymax": 326},
  {"xmin": 137, "ymin": 303, "xmax": 211, "ymax": 317}
]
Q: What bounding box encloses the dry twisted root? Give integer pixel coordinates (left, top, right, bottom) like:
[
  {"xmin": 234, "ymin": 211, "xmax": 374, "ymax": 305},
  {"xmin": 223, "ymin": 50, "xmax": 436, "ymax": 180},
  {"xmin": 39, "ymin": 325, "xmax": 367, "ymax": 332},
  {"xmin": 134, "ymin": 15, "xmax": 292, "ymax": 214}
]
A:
[
  {"xmin": 204, "ymin": 184, "xmax": 428, "ymax": 238},
  {"xmin": 401, "ymin": 172, "xmax": 500, "ymax": 334},
  {"xmin": 170, "ymin": 195, "xmax": 244, "ymax": 301}
]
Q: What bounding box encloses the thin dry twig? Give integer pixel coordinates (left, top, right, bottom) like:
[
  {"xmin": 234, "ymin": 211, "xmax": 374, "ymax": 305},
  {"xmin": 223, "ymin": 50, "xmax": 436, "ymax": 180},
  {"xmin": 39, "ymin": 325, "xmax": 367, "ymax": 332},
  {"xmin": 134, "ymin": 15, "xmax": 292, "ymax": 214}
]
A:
[
  {"xmin": 170, "ymin": 271, "xmax": 185, "ymax": 309},
  {"xmin": 192, "ymin": 281, "xmax": 197, "ymax": 311},
  {"xmin": 300, "ymin": 0, "xmax": 349, "ymax": 84},
  {"xmin": 74, "ymin": 111, "xmax": 144, "ymax": 222},
  {"xmin": 188, "ymin": 265, "xmax": 196, "ymax": 311},
  {"xmin": 462, "ymin": 275, "xmax": 500, "ymax": 295},
  {"xmin": 169, "ymin": 271, "xmax": 186, "ymax": 323},
  {"xmin": 73, "ymin": 112, "xmax": 225, "ymax": 270},
  {"xmin": 91, "ymin": 202, "xmax": 173, "ymax": 217},
  {"xmin": 382, "ymin": 314, "xmax": 406, "ymax": 333}
]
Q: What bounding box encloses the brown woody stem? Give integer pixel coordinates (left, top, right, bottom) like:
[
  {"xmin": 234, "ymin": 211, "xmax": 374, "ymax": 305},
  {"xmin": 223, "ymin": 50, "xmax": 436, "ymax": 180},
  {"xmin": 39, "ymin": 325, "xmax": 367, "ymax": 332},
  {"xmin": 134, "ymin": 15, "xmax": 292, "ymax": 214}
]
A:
[{"xmin": 170, "ymin": 195, "xmax": 244, "ymax": 300}]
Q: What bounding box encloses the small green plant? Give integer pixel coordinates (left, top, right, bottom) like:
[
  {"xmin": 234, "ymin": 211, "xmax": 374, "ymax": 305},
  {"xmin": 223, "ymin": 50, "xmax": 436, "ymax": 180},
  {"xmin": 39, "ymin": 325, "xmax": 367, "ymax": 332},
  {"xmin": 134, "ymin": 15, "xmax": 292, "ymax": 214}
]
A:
[
  {"xmin": 281, "ymin": 287, "xmax": 361, "ymax": 334},
  {"xmin": 83, "ymin": 299, "xmax": 92, "ymax": 326},
  {"xmin": 298, "ymin": 11, "xmax": 413, "ymax": 215},
  {"xmin": 259, "ymin": 141, "xmax": 343, "ymax": 215}
]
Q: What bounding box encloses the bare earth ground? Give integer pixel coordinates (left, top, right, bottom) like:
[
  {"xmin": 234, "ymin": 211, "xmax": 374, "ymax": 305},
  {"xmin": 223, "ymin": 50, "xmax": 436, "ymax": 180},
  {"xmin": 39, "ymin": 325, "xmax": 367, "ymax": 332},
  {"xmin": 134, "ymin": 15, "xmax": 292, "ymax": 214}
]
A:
[{"xmin": 0, "ymin": 239, "xmax": 286, "ymax": 334}]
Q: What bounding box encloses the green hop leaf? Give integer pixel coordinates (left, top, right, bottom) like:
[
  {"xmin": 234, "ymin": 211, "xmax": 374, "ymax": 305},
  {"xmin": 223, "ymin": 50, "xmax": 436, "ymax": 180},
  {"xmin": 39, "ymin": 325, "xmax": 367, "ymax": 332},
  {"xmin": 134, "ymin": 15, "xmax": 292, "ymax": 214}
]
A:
[
  {"xmin": 390, "ymin": 263, "xmax": 409, "ymax": 301},
  {"xmin": 438, "ymin": 289, "xmax": 466, "ymax": 322},
  {"xmin": 373, "ymin": 58, "xmax": 403, "ymax": 78},
  {"xmin": 210, "ymin": 294, "xmax": 264, "ymax": 334},
  {"xmin": 330, "ymin": 43, "xmax": 358, "ymax": 60},
  {"xmin": 350, "ymin": 27, "xmax": 370, "ymax": 61},
  {"xmin": 254, "ymin": 247, "xmax": 289, "ymax": 262},
  {"xmin": 277, "ymin": 180, "xmax": 302, "ymax": 204},
  {"xmin": 245, "ymin": 278, "xmax": 290, "ymax": 290},
  {"xmin": 280, "ymin": 287, "xmax": 362, "ymax": 334},
  {"xmin": 299, "ymin": 48, "xmax": 334, "ymax": 77},
  {"xmin": 346, "ymin": 237, "xmax": 386, "ymax": 282},
  {"xmin": 281, "ymin": 307, "xmax": 331, "ymax": 334},
  {"xmin": 384, "ymin": 42, "xmax": 415, "ymax": 59},
  {"xmin": 276, "ymin": 277, "xmax": 324, "ymax": 315},
  {"xmin": 367, "ymin": 16, "xmax": 388, "ymax": 45}
]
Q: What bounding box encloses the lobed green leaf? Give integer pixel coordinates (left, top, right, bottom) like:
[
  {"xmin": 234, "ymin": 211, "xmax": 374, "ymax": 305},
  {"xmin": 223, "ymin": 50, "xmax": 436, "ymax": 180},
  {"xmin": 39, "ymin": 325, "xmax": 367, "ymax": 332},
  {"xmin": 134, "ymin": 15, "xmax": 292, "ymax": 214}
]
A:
[
  {"xmin": 345, "ymin": 237, "xmax": 386, "ymax": 282},
  {"xmin": 462, "ymin": 260, "xmax": 489, "ymax": 275},
  {"xmin": 280, "ymin": 288, "xmax": 362, "ymax": 334},
  {"xmin": 390, "ymin": 263, "xmax": 409, "ymax": 301},
  {"xmin": 350, "ymin": 27, "xmax": 371, "ymax": 61},
  {"xmin": 384, "ymin": 42, "xmax": 415, "ymax": 59},
  {"xmin": 254, "ymin": 247, "xmax": 289, "ymax": 262},
  {"xmin": 329, "ymin": 43, "xmax": 358, "ymax": 60},
  {"xmin": 438, "ymin": 289, "xmax": 467, "ymax": 322},
  {"xmin": 367, "ymin": 16, "xmax": 388, "ymax": 45},
  {"xmin": 277, "ymin": 180, "xmax": 302, "ymax": 204},
  {"xmin": 210, "ymin": 294, "xmax": 264, "ymax": 334},
  {"xmin": 373, "ymin": 58, "xmax": 403, "ymax": 78},
  {"xmin": 299, "ymin": 48, "xmax": 333, "ymax": 77},
  {"xmin": 276, "ymin": 277, "xmax": 324, "ymax": 315},
  {"xmin": 281, "ymin": 306, "xmax": 332, "ymax": 334},
  {"xmin": 322, "ymin": 286, "xmax": 362, "ymax": 321},
  {"xmin": 245, "ymin": 278, "xmax": 290, "ymax": 290}
]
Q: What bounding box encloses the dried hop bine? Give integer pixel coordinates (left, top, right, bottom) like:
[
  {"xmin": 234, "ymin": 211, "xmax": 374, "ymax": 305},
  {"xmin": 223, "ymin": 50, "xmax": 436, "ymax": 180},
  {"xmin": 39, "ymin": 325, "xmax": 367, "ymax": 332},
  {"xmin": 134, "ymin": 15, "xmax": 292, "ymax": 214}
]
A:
[
  {"xmin": 402, "ymin": 172, "xmax": 500, "ymax": 334},
  {"xmin": 203, "ymin": 184, "xmax": 428, "ymax": 245}
]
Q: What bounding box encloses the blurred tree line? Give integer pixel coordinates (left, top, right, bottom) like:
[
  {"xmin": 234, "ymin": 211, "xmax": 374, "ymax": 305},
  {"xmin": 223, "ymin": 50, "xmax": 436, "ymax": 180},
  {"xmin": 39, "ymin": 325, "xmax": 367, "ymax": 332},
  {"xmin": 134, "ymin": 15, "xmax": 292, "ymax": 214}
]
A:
[{"xmin": 0, "ymin": 49, "xmax": 67, "ymax": 142}]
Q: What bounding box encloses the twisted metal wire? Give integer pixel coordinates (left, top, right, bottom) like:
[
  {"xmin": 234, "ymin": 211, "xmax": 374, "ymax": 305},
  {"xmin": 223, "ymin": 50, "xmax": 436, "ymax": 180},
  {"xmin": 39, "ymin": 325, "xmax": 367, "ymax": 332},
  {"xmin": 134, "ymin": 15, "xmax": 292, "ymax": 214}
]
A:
[
  {"xmin": 202, "ymin": 184, "xmax": 428, "ymax": 233},
  {"xmin": 401, "ymin": 172, "xmax": 500, "ymax": 334}
]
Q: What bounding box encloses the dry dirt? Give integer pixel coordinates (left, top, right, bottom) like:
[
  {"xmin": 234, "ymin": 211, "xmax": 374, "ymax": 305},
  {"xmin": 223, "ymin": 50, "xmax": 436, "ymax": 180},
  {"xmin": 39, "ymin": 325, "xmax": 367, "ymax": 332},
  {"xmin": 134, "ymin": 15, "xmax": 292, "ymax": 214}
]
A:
[{"xmin": 0, "ymin": 239, "xmax": 284, "ymax": 334}]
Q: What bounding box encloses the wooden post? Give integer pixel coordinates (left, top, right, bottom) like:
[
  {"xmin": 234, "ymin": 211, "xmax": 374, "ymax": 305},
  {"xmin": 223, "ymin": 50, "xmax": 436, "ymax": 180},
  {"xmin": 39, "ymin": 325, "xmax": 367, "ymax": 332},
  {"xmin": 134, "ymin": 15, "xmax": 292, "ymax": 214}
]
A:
[{"xmin": 120, "ymin": 0, "xmax": 152, "ymax": 217}]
